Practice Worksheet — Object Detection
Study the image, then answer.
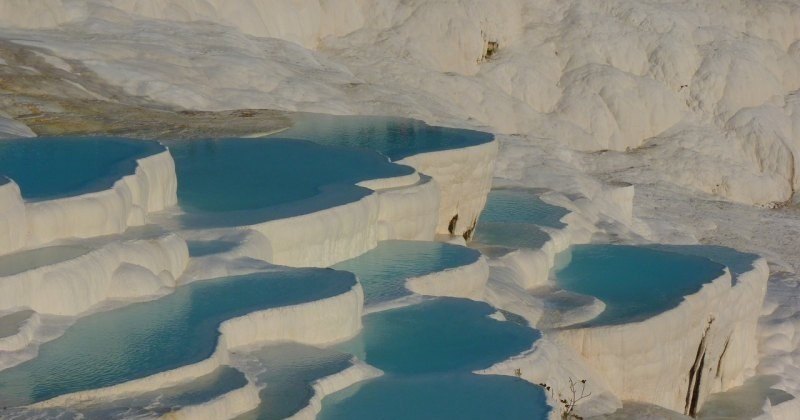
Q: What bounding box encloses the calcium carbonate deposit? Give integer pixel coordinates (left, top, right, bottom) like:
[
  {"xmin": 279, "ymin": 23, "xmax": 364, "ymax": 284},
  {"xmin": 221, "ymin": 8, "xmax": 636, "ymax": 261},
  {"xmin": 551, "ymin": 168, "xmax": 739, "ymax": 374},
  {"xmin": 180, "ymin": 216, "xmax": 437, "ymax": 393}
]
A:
[{"xmin": 0, "ymin": 1, "xmax": 799, "ymax": 419}]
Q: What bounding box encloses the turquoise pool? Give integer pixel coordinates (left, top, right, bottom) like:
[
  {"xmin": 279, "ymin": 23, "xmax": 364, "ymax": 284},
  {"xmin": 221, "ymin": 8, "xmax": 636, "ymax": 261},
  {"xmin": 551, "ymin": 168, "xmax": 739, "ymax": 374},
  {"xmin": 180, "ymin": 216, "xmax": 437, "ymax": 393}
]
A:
[
  {"xmin": 479, "ymin": 189, "xmax": 568, "ymax": 228},
  {"xmin": 273, "ymin": 114, "xmax": 494, "ymax": 161},
  {"xmin": 165, "ymin": 138, "xmax": 413, "ymax": 227},
  {"xmin": 319, "ymin": 373, "xmax": 550, "ymax": 420},
  {"xmin": 646, "ymin": 245, "xmax": 759, "ymax": 284},
  {"xmin": 0, "ymin": 137, "xmax": 164, "ymax": 200},
  {"xmin": 332, "ymin": 240, "xmax": 481, "ymax": 306},
  {"xmin": 554, "ymin": 245, "xmax": 727, "ymax": 326},
  {"xmin": 472, "ymin": 189, "xmax": 569, "ymax": 251},
  {"xmin": 319, "ymin": 298, "xmax": 549, "ymax": 419},
  {"xmin": 0, "ymin": 269, "xmax": 356, "ymax": 406}
]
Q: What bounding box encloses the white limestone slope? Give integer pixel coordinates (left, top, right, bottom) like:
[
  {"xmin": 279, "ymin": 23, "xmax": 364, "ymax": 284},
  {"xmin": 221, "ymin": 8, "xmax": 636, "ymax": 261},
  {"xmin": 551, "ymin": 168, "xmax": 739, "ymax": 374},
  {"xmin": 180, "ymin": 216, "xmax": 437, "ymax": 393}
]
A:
[
  {"xmin": 236, "ymin": 171, "xmax": 437, "ymax": 268},
  {"xmin": 0, "ymin": 114, "xmax": 35, "ymax": 139},
  {"xmin": 31, "ymin": 281, "xmax": 365, "ymax": 408},
  {"xmin": 0, "ymin": 234, "xmax": 188, "ymax": 316},
  {"xmin": 551, "ymin": 260, "xmax": 769, "ymax": 415},
  {"xmin": 0, "ymin": 150, "xmax": 178, "ymax": 255},
  {"xmin": 397, "ymin": 140, "xmax": 498, "ymax": 237},
  {"xmin": 405, "ymin": 255, "xmax": 489, "ymax": 300}
]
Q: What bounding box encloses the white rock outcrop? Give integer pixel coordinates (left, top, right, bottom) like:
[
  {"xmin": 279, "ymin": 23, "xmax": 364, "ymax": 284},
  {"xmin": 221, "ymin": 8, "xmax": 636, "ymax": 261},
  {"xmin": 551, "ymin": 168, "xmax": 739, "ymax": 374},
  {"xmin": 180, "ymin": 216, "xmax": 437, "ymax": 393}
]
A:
[
  {"xmin": 405, "ymin": 255, "xmax": 489, "ymax": 300},
  {"xmin": 551, "ymin": 259, "xmax": 770, "ymax": 415},
  {"xmin": 0, "ymin": 234, "xmax": 188, "ymax": 316},
  {"xmin": 0, "ymin": 150, "xmax": 178, "ymax": 255},
  {"xmin": 398, "ymin": 140, "xmax": 498, "ymax": 237}
]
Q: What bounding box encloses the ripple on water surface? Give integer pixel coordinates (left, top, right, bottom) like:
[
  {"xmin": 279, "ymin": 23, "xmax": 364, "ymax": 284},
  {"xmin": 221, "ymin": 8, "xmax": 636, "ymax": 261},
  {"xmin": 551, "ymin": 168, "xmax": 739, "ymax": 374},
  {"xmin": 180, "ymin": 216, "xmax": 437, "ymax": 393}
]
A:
[
  {"xmin": 319, "ymin": 298, "xmax": 549, "ymax": 420},
  {"xmin": 0, "ymin": 137, "xmax": 164, "ymax": 200},
  {"xmin": 555, "ymin": 244, "xmax": 727, "ymax": 326},
  {"xmin": 332, "ymin": 240, "xmax": 481, "ymax": 306},
  {"xmin": 0, "ymin": 269, "xmax": 356, "ymax": 406}
]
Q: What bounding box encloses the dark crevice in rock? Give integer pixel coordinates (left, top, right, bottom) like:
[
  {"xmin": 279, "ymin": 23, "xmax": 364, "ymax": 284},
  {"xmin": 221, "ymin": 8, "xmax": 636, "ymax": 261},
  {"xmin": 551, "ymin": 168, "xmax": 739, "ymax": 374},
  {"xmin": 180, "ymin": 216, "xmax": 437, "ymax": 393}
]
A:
[
  {"xmin": 448, "ymin": 214, "xmax": 459, "ymax": 235},
  {"xmin": 715, "ymin": 336, "xmax": 731, "ymax": 379},
  {"xmin": 462, "ymin": 217, "xmax": 478, "ymax": 241},
  {"xmin": 685, "ymin": 318, "xmax": 713, "ymax": 416}
]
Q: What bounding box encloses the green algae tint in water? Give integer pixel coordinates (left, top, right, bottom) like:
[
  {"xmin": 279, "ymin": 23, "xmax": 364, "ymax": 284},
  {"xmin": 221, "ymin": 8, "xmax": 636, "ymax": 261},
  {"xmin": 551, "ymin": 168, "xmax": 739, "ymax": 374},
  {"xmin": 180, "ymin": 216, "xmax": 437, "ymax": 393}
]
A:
[
  {"xmin": 0, "ymin": 137, "xmax": 164, "ymax": 200},
  {"xmin": 0, "ymin": 269, "xmax": 356, "ymax": 406},
  {"xmin": 332, "ymin": 241, "xmax": 481, "ymax": 306},
  {"xmin": 555, "ymin": 244, "xmax": 726, "ymax": 326},
  {"xmin": 319, "ymin": 298, "xmax": 550, "ymax": 420}
]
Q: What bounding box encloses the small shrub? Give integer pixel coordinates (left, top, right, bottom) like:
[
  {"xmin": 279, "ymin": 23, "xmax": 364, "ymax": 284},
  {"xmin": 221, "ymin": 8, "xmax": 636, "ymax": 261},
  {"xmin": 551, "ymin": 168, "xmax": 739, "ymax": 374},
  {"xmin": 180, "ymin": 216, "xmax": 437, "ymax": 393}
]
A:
[{"xmin": 537, "ymin": 377, "xmax": 591, "ymax": 420}]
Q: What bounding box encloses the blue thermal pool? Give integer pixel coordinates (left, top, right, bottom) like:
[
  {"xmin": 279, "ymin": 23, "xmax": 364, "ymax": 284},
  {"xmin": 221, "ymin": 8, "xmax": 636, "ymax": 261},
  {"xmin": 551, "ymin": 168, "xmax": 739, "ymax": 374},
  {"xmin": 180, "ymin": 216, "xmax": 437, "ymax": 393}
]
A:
[
  {"xmin": 164, "ymin": 138, "xmax": 413, "ymax": 226},
  {"xmin": 332, "ymin": 240, "xmax": 481, "ymax": 306},
  {"xmin": 554, "ymin": 245, "xmax": 727, "ymax": 326},
  {"xmin": 479, "ymin": 189, "xmax": 568, "ymax": 228},
  {"xmin": 272, "ymin": 114, "xmax": 494, "ymax": 161},
  {"xmin": 645, "ymin": 245, "xmax": 759, "ymax": 284},
  {"xmin": 319, "ymin": 298, "xmax": 550, "ymax": 419},
  {"xmin": 0, "ymin": 137, "xmax": 164, "ymax": 200},
  {"xmin": 235, "ymin": 343, "xmax": 353, "ymax": 420},
  {"xmin": 472, "ymin": 189, "xmax": 569, "ymax": 251},
  {"xmin": 0, "ymin": 269, "xmax": 357, "ymax": 406},
  {"xmin": 0, "ymin": 244, "xmax": 93, "ymax": 277}
]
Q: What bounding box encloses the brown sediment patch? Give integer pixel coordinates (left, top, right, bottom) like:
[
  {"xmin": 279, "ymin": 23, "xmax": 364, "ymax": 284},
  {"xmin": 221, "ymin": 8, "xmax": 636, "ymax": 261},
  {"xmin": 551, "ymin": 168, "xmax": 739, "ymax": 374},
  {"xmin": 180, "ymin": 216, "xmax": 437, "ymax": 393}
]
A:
[{"xmin": 0, "ymin": 39, "xmax": 291, "ymax": 139}]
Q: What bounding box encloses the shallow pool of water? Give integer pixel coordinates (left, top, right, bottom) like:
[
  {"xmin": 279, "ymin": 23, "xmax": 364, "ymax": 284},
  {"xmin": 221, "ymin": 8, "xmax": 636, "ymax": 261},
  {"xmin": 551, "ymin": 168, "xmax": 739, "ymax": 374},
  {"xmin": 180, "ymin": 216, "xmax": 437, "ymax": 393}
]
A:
[
  {"xmin": 274, "ymin": 114, "xmax": 494, "ymax": 161},
  {"xmin": 0, "ymin": 269, "xmax": 356, "ymax": 406},
  {"xmin": 0, "ymin": 137, "xmax": 164, "ymax": 200},
  {"xmin": 479, "ymin": 189, "xmax": 568, "ymax": 228},
  {"xmin": 554, "ymin": 245, "xmax": 726, "ymax": 326},
  {"xmin": 0, "ymin": 245, "xmax": 93, "ymax": 277},
  {"xmin": 320, "ymin": 298, "xmax": 548, "ymax": 419},
  {"xmin": 332, "ymin": 241, "xmax": 481, "ymax": 306},
  {"xmin": 234, "ymin": 343, "xmax": 353, "ymax": 420},
  {"xmin": 472, "ymin": 189, "xmax": 569, "ymax": 251},
  {"xmin": 165, "ymin": 138, "xmax": 413, "ymax": 226},
  {"xmin": 472, "ymin": 222, "xmax": 553, "ymax": 251}
]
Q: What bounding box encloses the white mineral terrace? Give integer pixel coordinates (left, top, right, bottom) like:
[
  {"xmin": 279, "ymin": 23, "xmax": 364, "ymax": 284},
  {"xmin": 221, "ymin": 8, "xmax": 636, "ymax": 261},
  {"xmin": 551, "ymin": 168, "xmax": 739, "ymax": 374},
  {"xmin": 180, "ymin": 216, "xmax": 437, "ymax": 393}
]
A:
[
  {"xmin": 0, "ymin": 1, "xmax": 798, "ymax": 413},
  {"xmin": 0, "ymin": 125, "xmax": 786, "ymax": 418}
]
